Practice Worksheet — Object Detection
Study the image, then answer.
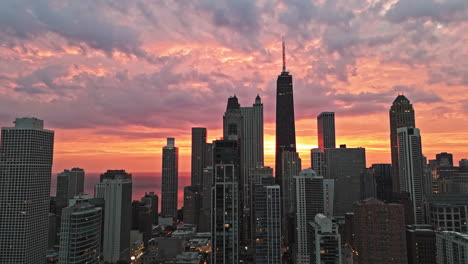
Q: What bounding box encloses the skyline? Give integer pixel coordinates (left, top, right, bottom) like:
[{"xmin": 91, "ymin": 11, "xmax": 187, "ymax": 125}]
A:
[{"xmin": 1, "ymin": 0, "xmax": 468, "ymax": 173}]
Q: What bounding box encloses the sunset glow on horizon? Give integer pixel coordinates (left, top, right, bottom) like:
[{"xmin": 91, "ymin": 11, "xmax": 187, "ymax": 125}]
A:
[{"xmin": 1, "ymin": 0, "xmax": 467, "ymax": 175}]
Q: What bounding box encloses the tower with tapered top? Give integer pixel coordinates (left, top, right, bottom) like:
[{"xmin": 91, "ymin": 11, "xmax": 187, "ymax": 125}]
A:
[{"xmin": 275, "ymin": 40, "xmax": 297, "ymax": 185}]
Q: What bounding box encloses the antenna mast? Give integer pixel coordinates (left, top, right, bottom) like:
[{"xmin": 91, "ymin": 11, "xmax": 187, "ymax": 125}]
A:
[{"xmin": 282, "ymin": 38, "xmax": 286, "ymax": 72}]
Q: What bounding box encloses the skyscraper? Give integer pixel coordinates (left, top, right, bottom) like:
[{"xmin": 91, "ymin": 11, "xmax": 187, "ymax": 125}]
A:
[
  {"xmin": 141, "ymin": 192, "xmax": 159, "ymax": 225},
  {"xmin": 354, "ymin": 198, "xmax": 407, "ymax": 263},
  {"xmin": 308, "ymin": 214, "xmax": 342, "ymax": 264},
  {"xmin": 253, "ymin": 175, "xmax": 281, "ymax": 264},
  {"xmin": 275, "ymin": 40, "xmax": 296, "ymax": 184},
  {"xmin": 0, "ymin": 118, "xmax": 54, "ymax": 263},
  {"xmin": 240, "ymin": 95, "xmax": 264, "ymax": 250},
  {"xmin": 397, "ymin": 127, "xmax": 425, "ymax": 224},
  {"xmin": 281, "ymin": 151, "xmax": 301, "ymax": 246},
  {"xmin": 390, "ymin": 95, "xmax": 416, "ymax": 193},
  {"xmin": 325, "ymin": 145, "xmax": 366, "ymax": 217},
  {"xmin": 56, "ymin": 168, "xmax": 85, "ymax": 211},
  {"xmin": 191, "ymin": 128, "xmax": 207, "ymax": 188},
  {"xmin": 183, "ymin": 185, "xmax": 201, "ymax": 227},
  {"xmin": 59, "ymin": 194, "xmax": 102, "ymax": 264},
  {"xmin": 161, "ymin": 138, "xmax": 179, "ymax": 218},
  {"xmin": 199, "ymin": 166, "xmax": 213, "ymax": 232},
  {"xmin": 95, "ymin": 170, "xmax": 132, "ymax": 263},
  {"xmin": 371, "ymin": 164, "xmax": 393, "ymax": 202},
  {"xmin": 406, "ymin": 225, "xmax": 436, "ymax": 264},
  {"xmin": 293, "ymin": 169, "xmax": 324, "ymax": 264},
  {"xmin": 317, "ymin": 112, "xmax": 336, "ymax": 150},
  {"xmin": 310, "ymin": 148, "xmax": 325, "ymax": 176},
  {"xmin": 212, "ymin": 139, "xmax": 240, "ymax": 264}
]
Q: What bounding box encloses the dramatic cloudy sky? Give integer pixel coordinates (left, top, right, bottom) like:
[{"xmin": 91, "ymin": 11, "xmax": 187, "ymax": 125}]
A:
[{"xmin": 1, "ymin": 0, "xmax": 468, "ymax": 174}]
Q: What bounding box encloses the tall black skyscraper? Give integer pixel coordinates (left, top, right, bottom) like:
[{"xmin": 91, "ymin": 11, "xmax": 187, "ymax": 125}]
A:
[
  {"xmin": 191, "ymin": 128, "xmax": 207, "ymax": 188},
  {"xmin": 317, "ymin": 112, "xmax": 336, "ymax": 150},
  {"xmin": 275, "ymin": 40, "xmax": 296, "ymax": 183},
  {"xmin": 390, "ymin": 95, "xmax": 415, "ymax": 193}
]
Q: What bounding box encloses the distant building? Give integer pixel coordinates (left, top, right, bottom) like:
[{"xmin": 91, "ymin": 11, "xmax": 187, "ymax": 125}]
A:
[
  {"xmin": 425, "ymin": 194, "xmax": 468, "ymax": 233},
  {"xmin": 211, "ymin": 140, "xmax": 240, "ymax": 264},
  {"xmin": 191, "ymin": 128, "xmax": 208, "ymax": 188},
  {"xmin": 390, "ymin": 95, "xmax": 416, "ymax": 193},
  {"xmin": 95, "ymin": 170, "xmax": 132, "ymax": 263},
  {"xmin": 360, "ymin": 168, "xmax": 377, "ymax": 199},
  {"xmin": 308, "ymin": 214, "xmax": 342, "ymax": 264},
  {"xmin": 406, "ymin": 225, "xmax": 436, "ymax": 264},
  {"xmin": 317, "ymin": 112, "xmax": 336, "ymax": 150},
  {"xmin": 198, "ymin": 166, "xmax": 213, "ymax": 232},
  {"xmin": 436, "ymin": 152, "xmax": 454, "ymax": 168},
  {"xmin": 59, "ymin": 194, "xmax": 102, "ymax": 264},
  {"xmin": 438, "ymin": 170, "xmax": 468, "ymax": 193},
  {"xmin": 183, "ymin": 186, "xmax": 202, "ymax": 227},
  {"xmin": 354, "ymin": 198, "xmax": 407, "ymax": 263},
  {"xmin": 132, "ymin": 199, "xmax": 153, "ymax": 245},
  {"xmin": 56, "ymin": 168, "xmax": 85, "ymax": 211},
  {"xmin": 0, "ymin": 118, "xmax": 54, "ymax": 263},
  {"xmin": 397, "ymin": 127, "xmax": 426, "ymax": 224},
  {"xmin": 141, "ymin": 192, "xmax": 158, "ymax": 225},
  {"xmin": 293, "ymin": 169, "xmax": 324, "ymax": 264},
  {"xmin": 325, "ymin": 145, "xmax": 366, "ymax": 217},
  {"xmin": 436, "ymin": 231, "xmax": 468, "ymax": 264},
  {"xmin": 161, "ymin": 138, "xmax": 179, "ymax": 218},
  {"xmin": 371, "ymin": 164, "xmax": 393, "ymax": 202}
]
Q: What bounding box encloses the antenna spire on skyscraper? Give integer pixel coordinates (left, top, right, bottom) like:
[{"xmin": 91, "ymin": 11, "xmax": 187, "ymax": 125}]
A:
[{"xmin": 282, "ymin": 37, "xmax": 286, "ymax": 72}]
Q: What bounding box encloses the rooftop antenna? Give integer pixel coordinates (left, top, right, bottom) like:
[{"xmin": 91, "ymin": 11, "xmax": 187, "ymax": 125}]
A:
[{"xmin": 282, "ymin": 37, "xmax": 286, "ymax": 72}]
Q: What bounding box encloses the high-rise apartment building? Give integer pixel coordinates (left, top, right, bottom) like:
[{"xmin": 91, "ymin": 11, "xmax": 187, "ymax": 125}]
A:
[
  {"xmin": 325, "ymin": 145, "xmax": 366, "ymax": 217},
  {"xmin": 59, "ymin": 194, "xmax": 102, "ymax": 264},
  {"xmin": 317, "ymin": 112, "xmax": 336, "ymax": 150},
  {"xmin": 199, "ymin": 166, "xmax": 213, "ymax": 232},
  {"xmin": 436, "ymin": 231, "xmax": 468, "ymax": 264},
  {"xmin": 161, "ymin": 138, "xmax": 179, "ymax": 218},
  {"xmin": 0, "ymin": 118, "xmax": 54, "ymax": 263},
  {"xmin": 406, "ymin": 225, "xmax": 436, "ymax": 264},
  {"xmin": 212, "ymin": 140, "xmax": 240, "ymax": 264},
  {"xmin": 371, "ymin": 164, "xmax": 393, "ymax": 202},
  {"xmin": 240, "ymin": 95, "xmax": 264, "ymax": 249},
  {"xmin": 275, "ymin": 41, "xmax": 296, "ymax": 184},
  {"xmin": 354, "ymin": 198, "xmax": 407, "ymax": 264},
  {"xmin": 183, "ymin": 186, "xmax": 201, "ymax": 227},
  {"xmin": 293, "ymin": 169, "xmax": 324, "ymax": 264},
  {"xmin": 56, "ymin": 168, "xmax": 85, "ymax": 211},
  {"xmin": 95, "ymin": 170, "xmax": 132, "ymax": 263},
  {"xmin": 141, "ymin": 192, "xmax": 158, "ymax": 225},
  {"xmin": 253, "ymin": 176, "xmax": 281, "ymax": 264},
  {"xmin": 308, "ymin": 214, "xmax": 342, "ymax": 264},
  {"xmin": 249, "ymin": 166, "xmax": 273, "ymax": 246},
  {"xmin": 397, "ymin": 127, "xmax": 425, "ymax": 224},
  {"xmin": 390, "ymin": 95, "xmax": 416, "ymax": 193},
  {"xmin": 281, "ymin": 151, "xmax": 301, "ymax": 246}
]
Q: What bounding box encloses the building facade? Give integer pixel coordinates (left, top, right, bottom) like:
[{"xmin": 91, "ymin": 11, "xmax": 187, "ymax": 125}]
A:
[
  {"xmin": 354, "ymin": 198, "xmax": 407, "ymax": 264},
  {"xmin": 426, "ymin": 194, "xmax": 468, "ymax": 233},
  {"xmin": 0, "ymin": 118, "xmax": 54, "ymax": 263},
  {"xmin": 436, "ymin": 231, "xmax": 468, "ymax": 264},
  {"xmin": 161, "ymin": 138, "xmax": 179, "ymax": 218},
  {"xmin": 325, "ymin": 145, "xmax": 366, "ymax": 217},
  {"xmin": 308, "ymin": 214, "xmax": 342, "ymax": 264},
  {"xmin": 310, "ymin": 148, "xmax": 325, "ymax": 176},
  {"xmin": 95, "ymin": 170, "xmax": 132, "ymax": 263},
  {"xmin": 281, "ymin": 151, "xmax": 301, "ymax": 246},
  {"xmin": 56, "ymin": 168, "xmax": 85, "ymax": 211},
  {"xmin": 59, "ymin": 194, "xmax": 102, "ymax": 264},
  {"xmin": 317, "ymin": 112, "xmax": 336, "ymax": 150},
  {"xmin": 211, "ymin": 140, "xmax": 240, "ymax": 264},
  {"xmin": 406, "ymin": 225, "xmax": 436, "ymax": 264},
  {"xmin": 191, "ymin": 128, "xmax": 207, "ymax": 188},
  {"xmin": 390, "ymin": 95, "xmax": 416, "ymax": 193},
  {"xmin": 293, "ymin": 169, "xmax": 324, "ymax": 264},
  {"xmin": 397, "ymin": 127, "xmax": 426, "ymax": 224}
]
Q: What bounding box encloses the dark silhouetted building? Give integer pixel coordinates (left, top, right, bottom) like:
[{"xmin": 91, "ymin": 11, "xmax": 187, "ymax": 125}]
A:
[
  {"xmin": 436, "ymin": 152, "xmax": 454, "ymax": 168},
  {"xmin": 191, "ymin": 128, "xmax": 207, "ymax": 188},
  {"xmin": 56, "ymin": 168, "xmax": 85, "ymax": 211},
  {"xmin": 141, "ymin": 192, "xmax": 158, "ymax": 225},
  {"xmin": 161, "ymin": 138, "xmax": 179, "ymax": 218},
  {"xmin": 354, "ymin": 198, "xmax": 407, "ymax": 264},
  {"xmin": 390, "ymin": 95, "xmax": 415, "ymax": 193},
  {"xmin": 281, "ymin": 151, "xmax": 301, "ymax": 246},
  {"xmin": 311, "ymin": 148, "xmax": 325, "ymax": 176},
  {"xmin": 360, "ymin": 168, "xmax": 377, "ymax": 199},
  {"xmin": 372, "ymin": 164, "xmax": 393, "ymax": 201},
  {"xmin": 325, "ymin": 145, "xmax": 366, "ymax": 217},
  {"xmin": 398, "ymin": 127, "xmax": 426, "ymax": 224},
  {"xmin": 426, "ymin": 194, "xmax": 468, "ymax": 233},
  {"xmin": 406, "ymin": 225, "xmax": 436, "ymax": 264},
  {"xmin": 317, "ymin": 112, "xmax": 336, "ymax": 150},
  {"xmin": 275, "ymin": 41, "xmax": 296, "ymax": 184},
  {"xmin": 212, "ymin": 140, "xmax": 240, "ymax": 264},
  {"xmin": 199, "ymin": 166, "xmax": 213, "ymax": 232},
  {"xmin": 183, "ymin": 186, "xmax": 201, "ymax": 227}
]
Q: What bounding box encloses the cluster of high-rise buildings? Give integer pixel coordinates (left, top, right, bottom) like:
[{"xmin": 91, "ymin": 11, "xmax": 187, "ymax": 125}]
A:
[{"xmin": 1, "ymin": 43, "xmax": 468, "ymax": 264}]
